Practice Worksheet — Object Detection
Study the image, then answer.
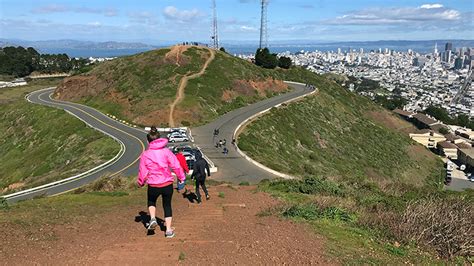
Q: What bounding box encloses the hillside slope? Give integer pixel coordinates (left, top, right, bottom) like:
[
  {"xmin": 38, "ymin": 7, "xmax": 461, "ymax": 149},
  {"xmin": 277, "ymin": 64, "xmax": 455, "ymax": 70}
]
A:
[
  {"xmin": 0, "ymin": 79, "xmax": 119, "ymax": 193},
  {"xmin": 238, "ymin": 69, "xmax": 473, "ymax": 262},
  {"xmin": 54, "ymin": 46, "xmax": 288, "ymax": 127}
]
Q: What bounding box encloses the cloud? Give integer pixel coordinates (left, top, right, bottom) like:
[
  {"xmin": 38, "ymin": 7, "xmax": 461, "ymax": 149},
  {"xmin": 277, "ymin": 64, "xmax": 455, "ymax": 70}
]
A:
[
  {"xmin": 420, "ymin": 4, "xmax": 444, "ymax": 9},
  {"xmin": 128, "ymin": 11, "xmax": 159, "ymax": 25},
  {"xmin": 322, "ymin": 5, "xmax": 461, "ymax": 25},
  {"xmin": 240, "ymin": 25, "xmax": 258, "ymax": 32},
  {"xmin": 32, "ymin": 4, "xmax": 117, "ymax": 17},
  {"xmin": 162, "ymin": 6, "xmax": 203, "ymax": 23}
]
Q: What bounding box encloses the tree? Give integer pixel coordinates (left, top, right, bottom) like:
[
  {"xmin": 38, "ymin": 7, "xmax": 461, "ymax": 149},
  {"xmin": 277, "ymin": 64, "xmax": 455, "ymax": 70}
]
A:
[
  {"xmin": 219, "ymin": 47, "xmax": 227, "ymax": 53},
  {"xmin": 255, "ymin": 48, "xmax": 278, "ymax": 69},
  {"xmin": 278, "ymin": 56, "xmax": 292, "ymax": 69},
  {"xmin": 423, "ymin": 105, "xmax": 452, "ymax": 124}
]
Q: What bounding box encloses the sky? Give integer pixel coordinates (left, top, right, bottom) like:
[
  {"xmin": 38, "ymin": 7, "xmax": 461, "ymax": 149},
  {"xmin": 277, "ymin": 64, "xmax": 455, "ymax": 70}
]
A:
[{"xmin": 0, "ymin": 0, "xmax": 473, "ymax": 43}]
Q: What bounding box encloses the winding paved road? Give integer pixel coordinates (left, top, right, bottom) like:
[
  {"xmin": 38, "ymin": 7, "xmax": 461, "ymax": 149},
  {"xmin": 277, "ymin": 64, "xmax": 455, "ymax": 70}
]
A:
[
  {"xmin": 4, "ymin": 82, "xmax": 313, "ymax": 203},
  {"xmin": 5, "ymin": 88, "xmax": 147, "ymax": 203},
  {"xmin": 192, "ymin": 82, "xmax": 312, "ymax": 184}
]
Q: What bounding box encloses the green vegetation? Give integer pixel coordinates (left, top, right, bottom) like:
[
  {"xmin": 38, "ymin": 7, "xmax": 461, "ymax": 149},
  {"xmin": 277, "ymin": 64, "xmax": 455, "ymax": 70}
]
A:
[
  {"xmin": 374, "ymin": 95, "xmax": 407, "ymax": 111},
  {"xmin": 0, "ymin": 79, "xmax": 120, "ymax": 193},
  {"xmin": 424, "ymin": 105, "xmax": 474, "ymax": 130},
  {"xmin": 179, "ymin": 252, "xmax": 186, "ymax": 261},
  {"xmin": 218, "ymin": 192, "xmax": 225, "ymax": 198},
  {"xmin": 239, "ymin": 68, "xmax": 472, "ymax": 262},
  {"xmin": 255, "ymin": 48, "xmax": 278, "ymax": 69},
  {"xmin": 61, "ymin": 46, "xmax": 290, "ymax": 126},
  {"xmin": 278, "ymin": 56, "xmax": 292, "ymax": 69},
  {"xmin": 0, "ymin": 46, "xmax": 87, "ymax": 77}
]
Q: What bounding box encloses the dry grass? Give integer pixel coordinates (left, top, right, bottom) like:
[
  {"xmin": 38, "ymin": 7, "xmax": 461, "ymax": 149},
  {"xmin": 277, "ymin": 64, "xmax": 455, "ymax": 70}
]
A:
[{"xmin": 395, "ymin": 195, "xmax": 473, "ymax": 258}]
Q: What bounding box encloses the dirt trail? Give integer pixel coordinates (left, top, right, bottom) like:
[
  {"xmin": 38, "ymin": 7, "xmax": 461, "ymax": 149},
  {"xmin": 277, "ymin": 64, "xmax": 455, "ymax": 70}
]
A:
[
  {"xmin": 169, "ymin": 48, "xmax": 215, "ymax": 127},
  {"xmin": 1, "ymin": 185, "xmax": 331, "ymax": 264},
  {"xmin": 165, "ymin": 45, "xmax": 188, "ymax": 66}
]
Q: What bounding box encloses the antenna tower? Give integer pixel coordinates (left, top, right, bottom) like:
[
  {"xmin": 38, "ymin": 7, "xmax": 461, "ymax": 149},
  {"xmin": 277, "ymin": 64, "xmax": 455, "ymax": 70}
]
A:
[
  {"xmin": 211, "ymin": 0, "xmax": 219, "ymax": 49},
  {"xmin": 259, "ymin": 0, "xmax": 268, "ymax": 49}
]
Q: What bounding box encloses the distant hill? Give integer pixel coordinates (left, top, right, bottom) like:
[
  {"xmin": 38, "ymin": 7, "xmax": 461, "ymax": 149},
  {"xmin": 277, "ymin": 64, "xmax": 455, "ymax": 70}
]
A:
[
  {"xmin": 54, "ymin": 46, "xmax": 288, "ymax": 127},
  {"xmin": 0, "ymin": 39, "xmax": 156, "ymax": 50}
]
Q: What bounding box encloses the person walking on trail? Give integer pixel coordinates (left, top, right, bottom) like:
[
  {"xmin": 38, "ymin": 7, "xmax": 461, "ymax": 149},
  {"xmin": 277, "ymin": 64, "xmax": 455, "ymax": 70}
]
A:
[
  {"xmin": 175, "ymin": 148, "xmax": 190, "ymax": 194},
  {"xmin": 175, "ymin": 148, "xmax": 189, "ymax": 174},
  {"xmin": 191, "ymin": 151, "xmax": 211, "ymax": 203},
  {"xmin": 137, "ymin": 128, "xmax": 186, "ymax": 238},
  {"xmin": 223, "ymin": 147, "xmax": 229, "ymax": 155}
]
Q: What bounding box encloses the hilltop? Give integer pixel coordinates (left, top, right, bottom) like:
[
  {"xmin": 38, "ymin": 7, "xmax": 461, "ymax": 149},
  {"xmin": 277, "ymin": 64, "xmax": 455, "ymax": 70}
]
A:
[{"xmin": 54, "ymin": 46, "xmax": 288, "ymax": 127}]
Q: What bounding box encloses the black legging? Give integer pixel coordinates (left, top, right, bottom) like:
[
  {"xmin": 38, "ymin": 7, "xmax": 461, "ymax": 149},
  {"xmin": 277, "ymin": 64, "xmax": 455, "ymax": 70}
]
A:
[
  {"xmin": 195, "ymin": 179, "xmax": 209, "ymax": 200},
  {"xmin": 147, "ymin": 185, "xmax": 173, "ymax": 218}
]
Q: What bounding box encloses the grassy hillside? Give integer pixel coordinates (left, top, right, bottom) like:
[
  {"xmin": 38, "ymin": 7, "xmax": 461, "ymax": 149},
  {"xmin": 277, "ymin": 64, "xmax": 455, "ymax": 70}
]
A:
[
  {"xmin": 55, "ymin": 46, "xmax": 288, "ymax": 127},
  {"xmin": 0, "ymin": 79, "xmax": 119, "ymax": 194},
  {"xmin": 239, "ymin": 69, "xmax": 472, "ymax": 262}
]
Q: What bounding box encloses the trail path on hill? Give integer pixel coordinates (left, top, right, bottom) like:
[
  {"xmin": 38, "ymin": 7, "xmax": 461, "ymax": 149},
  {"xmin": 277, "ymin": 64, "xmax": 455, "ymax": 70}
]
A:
[
  {"xmin": 165, "ymin": 45, "xmax": 188, "ymax": 67},
  {"xmin": 1, "ymin": 185, "xmax": 331, "ymax": 264},
  {"xmin": 169, "ymin": 48, "xmax": 215, "ymax": 127}
]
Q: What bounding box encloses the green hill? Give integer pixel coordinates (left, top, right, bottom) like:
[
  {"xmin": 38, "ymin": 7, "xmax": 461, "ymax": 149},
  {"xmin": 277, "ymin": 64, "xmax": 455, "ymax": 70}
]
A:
[
  {"xmin": 55, "ymin": 46, "xmax": 288, "ymax": 127},
  {"xmin": 238, "ymin": 69, "xmax": 472, "ymax": 262},
  {"xmin": 0, "ymin": 79, "xmax": 119, "ymax": 193}
]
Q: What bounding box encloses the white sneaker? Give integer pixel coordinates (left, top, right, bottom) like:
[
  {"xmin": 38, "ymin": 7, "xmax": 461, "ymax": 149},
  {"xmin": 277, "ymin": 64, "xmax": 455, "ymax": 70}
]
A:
[{"xmin": 147, "ymin": 218, "xmax": 158, "ymax": 230}]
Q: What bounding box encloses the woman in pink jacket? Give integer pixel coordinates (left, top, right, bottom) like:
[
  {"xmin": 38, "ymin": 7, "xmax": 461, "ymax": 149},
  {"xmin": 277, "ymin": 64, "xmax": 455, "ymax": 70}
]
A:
[{"xmin": 137, "ymin": 128, "xmax": 186, "ymax": 238}]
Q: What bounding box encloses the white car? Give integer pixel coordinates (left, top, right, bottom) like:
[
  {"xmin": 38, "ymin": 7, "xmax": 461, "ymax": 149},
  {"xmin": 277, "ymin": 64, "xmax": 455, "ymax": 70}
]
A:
[
  {"xmin": 167, "ymin": 132, "xmax": 187, "ymax": 138},
  {"xmin": 169, "ymin": 135, "xmax": 189, "ymax": 143}
]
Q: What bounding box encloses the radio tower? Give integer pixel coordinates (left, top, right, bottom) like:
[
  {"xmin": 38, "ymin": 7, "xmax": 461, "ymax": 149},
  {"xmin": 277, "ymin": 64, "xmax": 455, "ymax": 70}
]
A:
[
  {"xmin": 210, "ymin": 0, "xmax": 219, "ymax": 49},
  {"xmin": 259, "ymin": 0, "xmax": 268, "ymax": 49}
]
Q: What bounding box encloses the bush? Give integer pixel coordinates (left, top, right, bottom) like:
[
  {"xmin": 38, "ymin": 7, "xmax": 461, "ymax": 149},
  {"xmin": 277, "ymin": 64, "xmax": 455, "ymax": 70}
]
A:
[
  {"xmin": 297, "ymin": 176, "xmax": 345, "ymax": 196},
  {"xmin": 74, "ymin": 175, "xmax": 135, "ymax": 194},
  {"xmin": 0, "ymin": 197, "xmax": 9, "ymax": 209},
  {"xmin": 255, "ymin": 48, "xmax": 278, "ymax": 69},
  {"xmin": 278, "ymin": 56, "xmax": 292, "ymax": 69},
  {"xmin": 282, "ymin": 203, "xmax": 355, "ymax": 222},
  {"xmin": 394, "ymin": 195, "xmax": 473, "ymax": 258}
]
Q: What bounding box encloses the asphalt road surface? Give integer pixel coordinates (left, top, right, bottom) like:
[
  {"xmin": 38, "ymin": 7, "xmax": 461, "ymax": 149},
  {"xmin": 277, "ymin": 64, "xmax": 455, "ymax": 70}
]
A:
[
  {"xmin": 6, "ymin": 88, "xmax": 147, "ymax": 203},
  {"xmin": 192, "ymin": 82, "xmax": 313, "ymax": 184},
  {"xmin": 5, "ymin": 83, "xmax": 312, "ymax": 202}
]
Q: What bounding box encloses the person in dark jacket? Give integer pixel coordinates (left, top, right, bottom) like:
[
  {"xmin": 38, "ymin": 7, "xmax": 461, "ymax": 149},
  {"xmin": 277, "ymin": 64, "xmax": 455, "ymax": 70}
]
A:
[{"xmin": 190, "ymin": 151, "xmax": 211, "ymax": 203}]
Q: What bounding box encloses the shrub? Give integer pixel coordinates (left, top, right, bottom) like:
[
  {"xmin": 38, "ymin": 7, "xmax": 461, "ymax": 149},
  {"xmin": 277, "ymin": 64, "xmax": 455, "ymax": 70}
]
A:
[
  {"xmin": 0, "ymin": 197, "xmax": 9, "ymax": 209},
  {"xmin": 282, "ymin": 203, "xmax": 355, "ymax": 222},
  {"xmin": 239, "ymin": 181, "xmax": 250, "ymax": 186},
  {"xmin": 74, "ymin": 175, "xmax": 134, "ymax": 194},
  {"xmin": 394, "ymin": 195, "xmax": 473, "ymax": 258},
  {"xmin": 278, "ymin": 56, "xmax": 292, "ymax": 69},
  {"xmin": 298, "ymin": 176, "xmax": 345, "ymax": 196}
]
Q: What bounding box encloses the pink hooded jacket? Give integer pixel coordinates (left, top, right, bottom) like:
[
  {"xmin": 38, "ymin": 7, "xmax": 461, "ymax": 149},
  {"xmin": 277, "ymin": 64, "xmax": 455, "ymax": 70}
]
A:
[{"xmin": 137, "ymin": 138, "xmax": 186, "ymax": 187}]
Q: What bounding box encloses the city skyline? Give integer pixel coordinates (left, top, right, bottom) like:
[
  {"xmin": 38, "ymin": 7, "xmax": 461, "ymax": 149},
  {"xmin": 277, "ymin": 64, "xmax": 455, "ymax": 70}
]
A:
[{"xmin": 0, "ymin": 0, "xmax": 473, "ymax": 43}]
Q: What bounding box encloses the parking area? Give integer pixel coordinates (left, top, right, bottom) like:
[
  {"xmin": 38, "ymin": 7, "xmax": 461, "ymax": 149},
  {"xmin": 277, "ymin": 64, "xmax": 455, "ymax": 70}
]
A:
[{"xmin": 145, "ymin": 127, "xmax": 216, "ymax": 173}]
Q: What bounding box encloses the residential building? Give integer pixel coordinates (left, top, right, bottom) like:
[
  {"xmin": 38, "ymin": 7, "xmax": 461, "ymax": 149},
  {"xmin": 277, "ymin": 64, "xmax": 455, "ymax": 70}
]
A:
[
  {"xmin": 409, "ymin": 130, "xmax": 446, "ymax": 148},
  {"xmin": 458, "ymin": 148, "xmax": 474, "ymax": 170},
  {"xmin": 437, "ymin": 141, "xmax": 458, "ymax": 159}
]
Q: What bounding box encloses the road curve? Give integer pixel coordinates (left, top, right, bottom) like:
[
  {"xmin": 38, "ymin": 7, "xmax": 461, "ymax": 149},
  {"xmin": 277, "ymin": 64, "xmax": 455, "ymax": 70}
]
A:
[
  {"xmin": 5, "ymin": 82, "xmax": 312, "ymax": 202},
  {"xmin": 5, "ymin": 88, "xmax": 147, "ymax": 203},
  {"xmin": 192, "ymin": 82, "xmax": 314, "ymax": 184}
]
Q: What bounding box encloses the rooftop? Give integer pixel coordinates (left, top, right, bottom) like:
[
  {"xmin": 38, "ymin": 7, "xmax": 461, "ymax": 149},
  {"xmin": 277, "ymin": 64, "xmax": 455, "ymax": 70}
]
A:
[
  {"xmin": 413, "ymin": 113, "xmax": 438, "ymax": 126},
  {"xmin": 459, "ymin": 148, "xmax": 474, "ymax": 158}
]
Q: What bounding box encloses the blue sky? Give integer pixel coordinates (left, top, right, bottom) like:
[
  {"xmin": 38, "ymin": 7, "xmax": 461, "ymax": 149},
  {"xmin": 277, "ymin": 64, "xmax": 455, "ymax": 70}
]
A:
[{"xmin": 0, "ymin": 0, "xmax": 472, "ymax": 43}]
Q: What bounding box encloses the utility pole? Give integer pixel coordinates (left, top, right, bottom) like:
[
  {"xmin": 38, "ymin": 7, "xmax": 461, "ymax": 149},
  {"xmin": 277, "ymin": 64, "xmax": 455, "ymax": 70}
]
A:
[
  {"xmin": 211, "ymin": 0, "xmax": 219, "ymax": 49},
  {"xmin": 259, "ymin": 0, "xmax": 268, "ymax": 49}
]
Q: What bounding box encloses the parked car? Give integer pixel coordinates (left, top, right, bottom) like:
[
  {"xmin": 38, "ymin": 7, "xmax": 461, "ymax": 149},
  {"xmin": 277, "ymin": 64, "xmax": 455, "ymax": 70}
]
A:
[
  {"xmin": 169, "ymin": 135, "xmax": 189, "ymax": 143},
  {"xmin": 171, "ymin": 128, "xmax": 187, "ymax": 135}
]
